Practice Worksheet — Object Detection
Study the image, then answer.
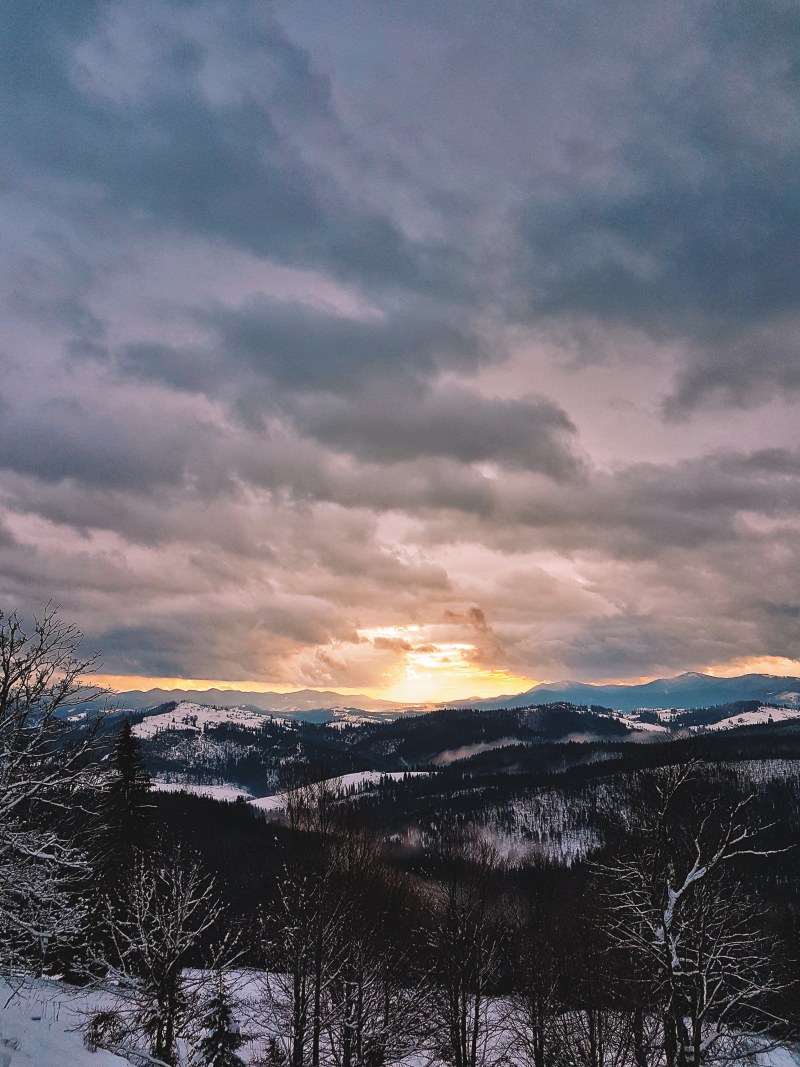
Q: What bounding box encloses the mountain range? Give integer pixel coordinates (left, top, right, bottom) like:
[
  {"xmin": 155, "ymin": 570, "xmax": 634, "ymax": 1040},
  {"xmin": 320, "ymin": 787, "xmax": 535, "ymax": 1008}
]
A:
[
  {"xmin": 78, "ymin": 686, "xmax": 408, "ymax": 715},
  {"xmin": 457, "ymin": 672, "xmax": 800, "ymax": 712},
  {"xmin": 79, "ymin": 671, "xmax": 800, "ymax": 716}
]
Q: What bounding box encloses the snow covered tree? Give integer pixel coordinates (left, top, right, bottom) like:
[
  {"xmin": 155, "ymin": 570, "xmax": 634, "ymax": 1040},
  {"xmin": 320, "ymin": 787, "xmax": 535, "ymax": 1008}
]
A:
[
  {"xmin": 101, "ymin": 848, "xmax": 227, "ymax": 1066},
  {"xmin": 0, "ymin": 606, "xmax": 103, "ymax": 976},
  {"xmin": 599, "ymin": 763, "xmax": 788, "ymax": 1067},
  {"xmin": 192, "ymin": 971, "xmax": 246, "ymax": 1067}
]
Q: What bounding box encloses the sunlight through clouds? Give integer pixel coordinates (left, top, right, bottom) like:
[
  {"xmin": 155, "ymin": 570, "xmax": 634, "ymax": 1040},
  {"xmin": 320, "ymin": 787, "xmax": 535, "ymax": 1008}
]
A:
[{"xmin": 358, "ymin": 625, "xmax": 537, "ymax": 704}]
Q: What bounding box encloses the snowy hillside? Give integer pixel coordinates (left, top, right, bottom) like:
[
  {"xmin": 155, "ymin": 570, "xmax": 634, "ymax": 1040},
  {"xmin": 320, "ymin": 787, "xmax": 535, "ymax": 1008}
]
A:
[
  {"xmin": 627, "ymin": 703, "xmax": 800, "ymax": 732},
  {"xmin": 132, "ymin": 701, "xmax": 272, "ymax": 739},
  {"xmin": 690, "ymin": 704, "xmax": 800, "ymax": 730},
  {"xmin": 130, "ymin": 697, "xmax": 800, "ymax": 754}
]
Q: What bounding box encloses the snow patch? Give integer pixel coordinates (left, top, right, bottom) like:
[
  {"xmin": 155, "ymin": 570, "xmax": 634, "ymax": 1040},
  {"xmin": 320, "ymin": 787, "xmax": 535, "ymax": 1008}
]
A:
[
  {"xmin": 250, "ymin": 771, "xmax": 428, "ymax": 812},
  {"xmin": 151, "ymin": 780, "xmax": 254, "ymax": 802}
]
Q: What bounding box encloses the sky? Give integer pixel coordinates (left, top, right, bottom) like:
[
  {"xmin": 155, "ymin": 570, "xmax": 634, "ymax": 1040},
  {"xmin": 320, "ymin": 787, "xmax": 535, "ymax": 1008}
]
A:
[{"xmin": 1, "ymin": 0, "xmax": 799, "ymax": 703}]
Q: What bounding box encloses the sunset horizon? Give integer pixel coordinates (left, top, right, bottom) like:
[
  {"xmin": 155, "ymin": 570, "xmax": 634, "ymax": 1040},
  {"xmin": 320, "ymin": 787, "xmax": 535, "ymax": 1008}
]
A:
[{"xmin": 89, "ymin": 653, "xmax": 800, "ymax": 709}]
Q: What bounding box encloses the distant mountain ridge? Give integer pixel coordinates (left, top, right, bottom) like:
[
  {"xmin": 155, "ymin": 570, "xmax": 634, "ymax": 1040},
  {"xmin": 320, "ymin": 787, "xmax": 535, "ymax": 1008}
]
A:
[
  {"xmin": 449, "ymin": 672, "xmax": 800, "ymax": 713},
  {"xmin": 79, "ymin": 686, "xmax": 412, "ymax": 715},
  {"xmin": 76, "ymin": 672, "xmax": 800, "ymax": 717}
]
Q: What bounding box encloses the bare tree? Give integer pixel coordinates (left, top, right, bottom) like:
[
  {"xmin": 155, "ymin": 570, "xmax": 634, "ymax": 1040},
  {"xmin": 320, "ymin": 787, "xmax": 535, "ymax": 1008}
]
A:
[
  {"xmin": 263, "ymin": 773, "xmax": 346, "ymax": 1067},
  {"xmin": 599, "ymin": 763, "xmax": 789, "ymax": 1067},
  {"xmin": 263, "ymin": 857, "xmax": 346, "ymax": 1067},
  {"xmin": 99, "ymin": 848, "xmax": 229, "ymax": 1066},
  {"xmin": 324, "ymin": 817, "xmax": 428, "ymax": 1067},
  {"xmin": 424, "ymin": 831, "xmax": 507, "ymax": 1067},
  {"xmin": 0, "ymin": 606, "xmax": 104, "ymax": 977},
  {"xmin": 505, "ymin": 876, "xmax": 563, "ymax": 1067},
  {"xmin": 263, "ymin": 774, "xmax": 427, "ymax": 1067}
]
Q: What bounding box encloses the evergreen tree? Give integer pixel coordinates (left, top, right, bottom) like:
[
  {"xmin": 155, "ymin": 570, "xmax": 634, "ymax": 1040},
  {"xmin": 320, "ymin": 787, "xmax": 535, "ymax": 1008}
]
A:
[
  {"xmin": 193, "ymin": 971, "xmax": 246, "ymax": 1067},
  {"xmin": 96, "ymin": 717, "xmax": 153, "ymax": 873}
]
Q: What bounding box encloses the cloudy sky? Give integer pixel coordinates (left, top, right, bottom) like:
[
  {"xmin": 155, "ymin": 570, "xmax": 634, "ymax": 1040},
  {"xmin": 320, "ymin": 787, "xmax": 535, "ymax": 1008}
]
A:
[{"xmin": 2, "ymin": 0, "xmax": 799, "ymax": 702}]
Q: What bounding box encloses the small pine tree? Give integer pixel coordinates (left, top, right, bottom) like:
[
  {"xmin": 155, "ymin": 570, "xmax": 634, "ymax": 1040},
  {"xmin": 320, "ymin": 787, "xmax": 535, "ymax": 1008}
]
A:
[{"xmin": 194, "ymin": 972, "xmax": 246, "ymax": 1067}]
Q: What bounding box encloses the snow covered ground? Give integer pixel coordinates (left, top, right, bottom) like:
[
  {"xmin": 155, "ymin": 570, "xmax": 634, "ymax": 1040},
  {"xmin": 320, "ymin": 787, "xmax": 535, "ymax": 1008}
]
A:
[
  {"xmin": 151, "ymin": 780, "xmax": 254, "ymax": 802},
  {"xmin": 1, "ymin": 976, "xmax": 797, "ymax": 1067},
  {"xmin": 250, "ymin": 770, "xmax": 428, "ymax": 812},
  {"xmin": 0, "ymin": 981, "xmax": 127, "ymax": 1066}
]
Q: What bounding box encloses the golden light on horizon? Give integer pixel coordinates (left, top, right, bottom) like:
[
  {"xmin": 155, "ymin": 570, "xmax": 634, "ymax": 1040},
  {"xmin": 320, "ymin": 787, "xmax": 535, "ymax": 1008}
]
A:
[
  {"xmin": 87, "ymin": 674, "xmax": 389, "ymax": 699},
  {"xmin": 357, "ymin": 624, "xmax": 538, "ymax": 704},
  {"xmin": 704, "ymin": 655, "xmax": 800, "ymax": 678},
  {"xmin": 85, "ymin": 648, "xmax": 800, "ymax": 710}
]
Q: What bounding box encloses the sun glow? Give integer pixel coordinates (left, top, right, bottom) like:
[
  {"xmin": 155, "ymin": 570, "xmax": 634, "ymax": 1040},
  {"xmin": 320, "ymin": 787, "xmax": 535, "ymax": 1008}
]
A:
[{"xmin": 358, "ymin": 625, "xmax": 538, "ymax": 704}]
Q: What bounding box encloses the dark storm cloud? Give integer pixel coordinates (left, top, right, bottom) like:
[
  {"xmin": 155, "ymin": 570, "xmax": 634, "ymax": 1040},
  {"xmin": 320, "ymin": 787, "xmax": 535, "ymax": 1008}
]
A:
[
  {"xmin": 0, "ymin": 0, "xmax": 463, "ymax": 299},
  {"xmin": 665, "ymin": 319, "xmax": 800, "ymax": 415},
  {"xmin": 0, "ymin": 394, "xmax": 204, "ymax": 491},
  {"xmin": 93, "ymin": 614, "xmax": 314, "ymax": 681},
  {"xmin": 521, "ymin": 177, "xmax": 799, "ymax": 334},
  {"xmin": 194, "ymin": 298, "xmax": 479, "ymax": 395},
  {"xmin": 516, "ymin": 0, "xmax": 799, "ymax": 412},
  {"xmin": 118, "ymin": 296, "xmax": 582, "ymax": 477},
  {"xmin": 291, "ymin": 385, "xmax": 582, "ymax": 478},
  {"xmin": 431, "ymin": 448, "xmax": 800, "ymax": 558},
  {"xmin": 569, "ymin": 449, "xmax": 800, "ymax": 556}
]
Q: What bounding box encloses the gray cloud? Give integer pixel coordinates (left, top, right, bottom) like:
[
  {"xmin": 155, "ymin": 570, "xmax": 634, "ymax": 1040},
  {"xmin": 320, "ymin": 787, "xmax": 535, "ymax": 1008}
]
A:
[
  {"xmin": 494, "ymin": 0, "xmax": 800, "ymax": 412},
  {"xmin": 291, "ymin": 384, "xmax": 582, "ymax": 478},
  {"xmin": 1, "ymin": 0, "xmax": 464, "ymax": 300},
  {"xmin": 0, "ymin": 395, "xmax": 204, "ymax": 492},
  {"xmin": 2, "ymin": 0, "xmax": 799, "ymax": 688},
  {"xmin": 666, "ymin": 318, "xmax": 800, "ymax": 415},
  {"xmin": 195, "ymin": 298, "xmax": 480, "ymax": 396}
]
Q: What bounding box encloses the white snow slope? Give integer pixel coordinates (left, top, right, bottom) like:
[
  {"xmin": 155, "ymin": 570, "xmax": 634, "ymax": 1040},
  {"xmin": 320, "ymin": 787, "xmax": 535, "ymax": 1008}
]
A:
[
  {"xmin": 250, "ymin": 770, "xmax": 428, "ymax": 812},
  {"xmin": 132, "ymin": 701, "xmax": 271, "ymax": 739},
  {"xmin": 150, "ymin": 780, "xmax": 253, "ymax": 802}
]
